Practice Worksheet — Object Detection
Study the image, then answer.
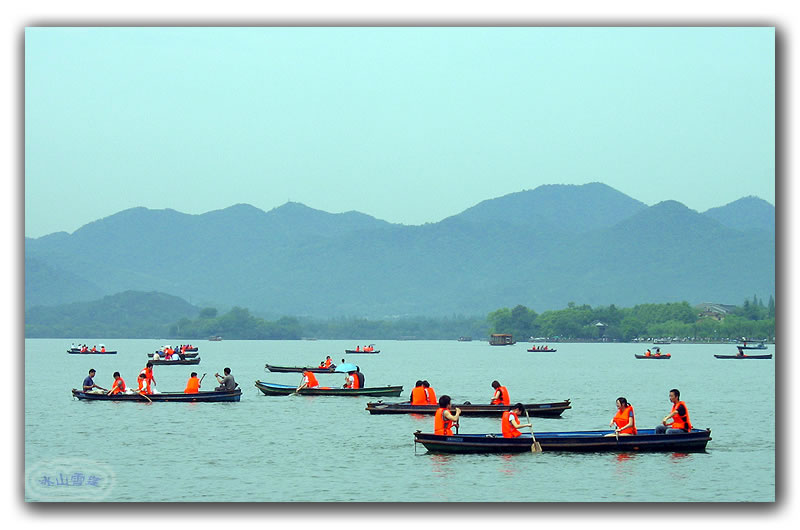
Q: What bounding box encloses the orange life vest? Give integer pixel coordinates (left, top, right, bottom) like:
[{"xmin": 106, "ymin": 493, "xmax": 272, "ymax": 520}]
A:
[
  {"xmin": 304, "ymin": 371, "xmax": 320, "ymax": 388},
  {"xmin": 411, "ymin": 386, "xmax": 428, "ymax": 405},
  {"xmin": 491, "ymin": 386, "xmax": 510, "ymax": 405},
  {"xmin": 613, "ymin": 404, "xmax": 637, "ymax": 434},
  {"xmin": 501, "ymin": 411, "xmax": 522, "ymax": 438},
  {"xmin": 347, "ymin": 374, "xmax": 360, "ymax": 389},
  {"xmin": 101, "ymin": 346, "xmax": 106, "ymax": 352},
  {"xmin": 184, "ymin": 376, "xmax": 200, "ymax": 394},
  {"xmin": 324, "ymin": 359, "xmax": 331, "ymax": 368},
  {"xmin": 426, "ymin": 387, "xmax": 437, "ymax": 405},
  {"xmin": 111, "ymin": 377, "xmax": 126, "ymax": 395},
  {"xmin": 434, "ymin": 407, "xmax": 454, "ymax": 435},
  {"xmin": 670, "ymin": 401, "xmax": 692, "ymax": 431}
]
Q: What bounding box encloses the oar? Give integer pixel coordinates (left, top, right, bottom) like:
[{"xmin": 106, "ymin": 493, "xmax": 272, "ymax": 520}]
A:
[
  {"xmin": 199, "ymin": 373, "xmax": 207, "ymax": 385},
  {"xmin": 524, "ymin": 409, "xmax": 543, "ymax": 452},
  {"xmin": 138, "ymin": 391, "xmax": 152, "ymax": 403}
]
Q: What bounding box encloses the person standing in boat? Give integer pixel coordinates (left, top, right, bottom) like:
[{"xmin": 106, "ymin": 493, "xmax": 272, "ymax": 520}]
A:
[
  {"xmin": 410, "ymin": 381, "xmax": 428, "ymax": 405},
  {"xmin": 141, "ymin": 362, "xmax": 156, "ymax": 394},
  {"xmin": 108, "ymin": 372, "xmax": 126, "ymax": 395},
  {"xmin": 606, "ymin": 397, "xmax": 637, "ymax": 436},
  {"xmin": 423, "ymin": 380, "xmax": 437, "ymax": 405},
  {"xmin": 655, "ymin": 388, "xmax": 692, "ymax": 434},
  {"xmin": 214, "ymin": 367, "xmax": 236, "ymax": 391},
  {"xmin": 434, "ymin": 395, "xmax": 461, "ymax": 435},
  {"xmin": 296, "ymin": 370, "xmax": 320, "ymax": 392},
  {"xmin": 184, "ymin": 372, "xmax": 201, "ymax": 394},
  {"xmin": 82, "ymin": 369, "xmax": 107, "ymax": 393},
  {"xmin": 491, "ymin": 380, "xmax": 510, "ymax": 406},
  {"xmin": 502, "ymin": 403, "xmax": 531, "ymax": 438}
]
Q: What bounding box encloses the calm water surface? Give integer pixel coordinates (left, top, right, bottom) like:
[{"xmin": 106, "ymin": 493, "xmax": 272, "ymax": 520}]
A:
[{"xmin": 24, "ymin": 339, "xmax": 775, "ymax": 502}]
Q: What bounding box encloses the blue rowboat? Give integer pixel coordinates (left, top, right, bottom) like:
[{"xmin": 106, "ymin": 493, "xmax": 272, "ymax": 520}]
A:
[
  {"xmin": 413, "ymin": 428, "xmax": 712, "ymax": 454},
  {"xmin": 71, "ymin": 388, "xmax": 241, "ymax": 402}
]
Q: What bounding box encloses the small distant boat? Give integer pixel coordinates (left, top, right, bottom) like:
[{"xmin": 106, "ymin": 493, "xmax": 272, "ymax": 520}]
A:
[
  {"xmin": 458, "ymin": 337, "xmax": 472, "ymax": 342},
  {"xmin": 148, "ymin": 352, "xmax": 199, "ymax": 358},
  {"xmin": 490, "ymin": 334, "xmax": 515, "ymax": 346},
  {"xmin": 653, "ymin": 339, "xmax": 672, "ymax": 344},
  {"xmin": 366, "ymin": 399, "xmax": 571, "ymax": 417},
  {"xmin": 208, "ymin": 336, "xmax": 222, "ymax": 341},
  {"xmin": 527, "ymin": 346, "xmax": 557, "ymax": 352},
  {"xmin": 413, "ymin": 428, "xmax": 712, "ymax": 454},
  {"xmin": 346, "ymin": 344, "xmax": 380, "ymax": 354},
  {"xmin": 737, "ymin": 341, "xmax": 767, "ymax": 350},
  {"xmin": 714, "ymin": 353, "xmax": 772, "ymax": 360},
  {"xmin": 254, "ymin": 380, "xmax": 402, "ymax": 397},
  {"xmin": 148, "ymin": 357, "xmax": 201, "ymax": 365},
  {"xmin": 264, "ymin": 363, "xmax": 336, "ymax": 373},
  {"xmin": 67, "ymin": 348, "xmax": 116, "ymax": 355},
  {"xmin": 634, "ymin": 353, "xmax": 671, "ymax": 359},
  {"xmin": 71, "ymin": 388, "xmax": 241, "ymax": 402}
]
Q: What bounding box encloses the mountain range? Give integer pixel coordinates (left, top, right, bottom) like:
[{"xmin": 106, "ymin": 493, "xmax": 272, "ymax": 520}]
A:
[{"xmin": 25, "ymin": 183, "xmax": 775, "ymax": 318}]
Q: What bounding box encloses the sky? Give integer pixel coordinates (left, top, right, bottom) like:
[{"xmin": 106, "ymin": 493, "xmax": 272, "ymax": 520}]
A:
[{"xmin": 23, "ymin": 26, "xmax": 775, "ymax": 238}]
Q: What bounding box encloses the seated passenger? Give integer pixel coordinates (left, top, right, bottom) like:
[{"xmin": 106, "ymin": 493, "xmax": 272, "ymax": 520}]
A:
[{"xmin": 502, "ymin": 403, "xmax": 531, "ymax": 438}]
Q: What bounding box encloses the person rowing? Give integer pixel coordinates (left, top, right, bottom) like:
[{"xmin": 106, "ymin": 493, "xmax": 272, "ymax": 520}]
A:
[
  {"xmin": 214, "ymin": 367, "xmax": 236, "ymax": 391},
  {"xmin": 491, "ymin": 380, "xmax": 510, "ymax": 405},
  {"xmin": 434, "ymin": 395, "xmax": 461, "ymax": 435},
  {"xmin": 297, "ymin": 370, "xmax": 320, "ymax": 392},
  {"xmin": 184, "ymin": 372, "xmax": 202, "ymax": 394},
  {"xmin": 605, "ymin": 397, "xmax": 637, "ymax": 436},
  {"xmin": 502, "ymin": 403, "xmax": 532, "ymax": 438},
  {"xmin": 108, "ymin": 372, "xmax": 126, "ymax": 395}
]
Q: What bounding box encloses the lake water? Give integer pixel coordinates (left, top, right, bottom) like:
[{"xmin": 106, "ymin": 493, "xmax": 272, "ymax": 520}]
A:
[{"xmin": 24, "ymin": 339, "xmax": 775, "ymax": 502}]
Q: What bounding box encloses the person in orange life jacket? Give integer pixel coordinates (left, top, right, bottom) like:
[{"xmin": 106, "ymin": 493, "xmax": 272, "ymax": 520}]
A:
[
  {"xmin": 184, "ymin": 372, "xmax": 201, "ymax": 394},
  {"xmin": 502, "ymin": 403, "xmax": 532, "ymax": 438},
  {"xmin": 355, "ymin": 366, "xmax": 365, "ymax": 388},
  {"xmin": 491, "ymin": 380, "xmax": 510, "ymax": 405},
  {"xmin": 355, "ymin": 345, "xmax": 360, "ymax": 352},
  {"xmin": 655, "ymin": 388, "xmax": 693, "ymax": 434},
  {"xmin": 143, "ymin": 362, "xmax": 156, "ymax": 394},
  {"xmin": 645, "ymin": 349, "xmax": 651, "ymax": 357},
  {"xmin": 136, "ymin": 372, "xmax": 147, "ymax": 393},
  {"xmin": 91, "ymin": 345, "xmax": 97, "ymax": 352},
  {"xmin": 344, "ymin": 371, "xmax": 360, "ymax": 389},
  {"xmin": 423, "ymin": 380, "xmax": 437, "ymax": 405},
  {"xmin": 434, "ymin": 395, "xmax": 462, "ymax": 435},
  {"xmin": 410, "ymin": 381, "xmax": 428, "ymax": 405},
  {"xmin": 323, "ymin": 356, "xmax": 333, "ymax": 369},
  {"xmin": 297, "ymin": 370, "xmax": 321, "ymax": 392},
  {"xmin": 606, "ymin": 397, "xmax": 637, "ymax": 436},
  {"xmin": 100, "ymin": 345, "xmax": 106, "ymax": 353},
  {"xmin": 108, "ymin": 372, "xmax": 126, "ymax": 395}
]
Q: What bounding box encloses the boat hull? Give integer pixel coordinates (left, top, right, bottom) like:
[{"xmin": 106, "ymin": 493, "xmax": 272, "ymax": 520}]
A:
[
  {"xmin": 714, "ymin": 354, "xmax": 772, "ymax": 359},
  {"xmin": 264, "ymin": 363, "xmax": 336, "ymax": 373},
  {"xmin": 345, "ymin": 350, "xmax": 380, "ymax": 354},
  {"xmin": 366, "ymin": 400, "xmax": 571, "ymax": 417},
  {"xmin": 414, "ymin": 428, "xmax": 712, "ymax": 454},
  {"xmin": 148, "ymin": 352, "xmax": 198, "ymax": 358},
  {"xmin": 149, "ymin": 358, "xmax": 201, "ymax": 365},
  {"xmin": 71, "ymin": 388, "xmax": 241, "ymax": 402},
  {"xmin": 254, "ymin": 380, "xmax": 402, "ymax": 397},
  {"xmin": 634, "ymin": 354, "xmax": 671, "ymax": 359}
]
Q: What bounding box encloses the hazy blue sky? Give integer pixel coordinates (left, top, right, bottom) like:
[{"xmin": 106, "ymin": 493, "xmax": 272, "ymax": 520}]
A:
[{"xmin": 24, "ymin": 27, "xmax": 774, "ymax": 238}]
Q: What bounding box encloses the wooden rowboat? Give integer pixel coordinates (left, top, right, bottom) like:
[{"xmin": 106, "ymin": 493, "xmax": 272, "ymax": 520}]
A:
[
  {"xmin": 264, "ymin": 363, "xmax": 336, "ymax": 373},
  {"xmin": 148, "ymin": 357, "xmax": 201, "ymax": 365},
  {"xmin": 714, "ymin": 354, "xmax": 772, "ymax": 359},
  {"xmin": 366, "ymin": 399, "xmax": 571, "ymax": 417},
  {"xmin": 345, "ymin": 349, "xmax": 380, "ymax": 354},
  {"xmin": 413, "ymin": 428, "xmax": 712, "ymax": 454},
  {"xmin": 71, "ymin": 388, "xmax": 241, "ymax": 402},
  {"xmin": 254, "ymin": 380, "xmax": 402, "ymax": 397},
  {"xmin": 67, "ymin": 349, "xmax": 117, "ymax": 354},
  {"xmin": 634, "ymin": 354, "xmax": 671, "ymax": 359},
  {"xmin": 527, "ymin": 348, "xmax": 557, "ymax": 352},
  {"xmin": 148, "ymin": 352, "xmax": 199, "ymax": 358}
]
